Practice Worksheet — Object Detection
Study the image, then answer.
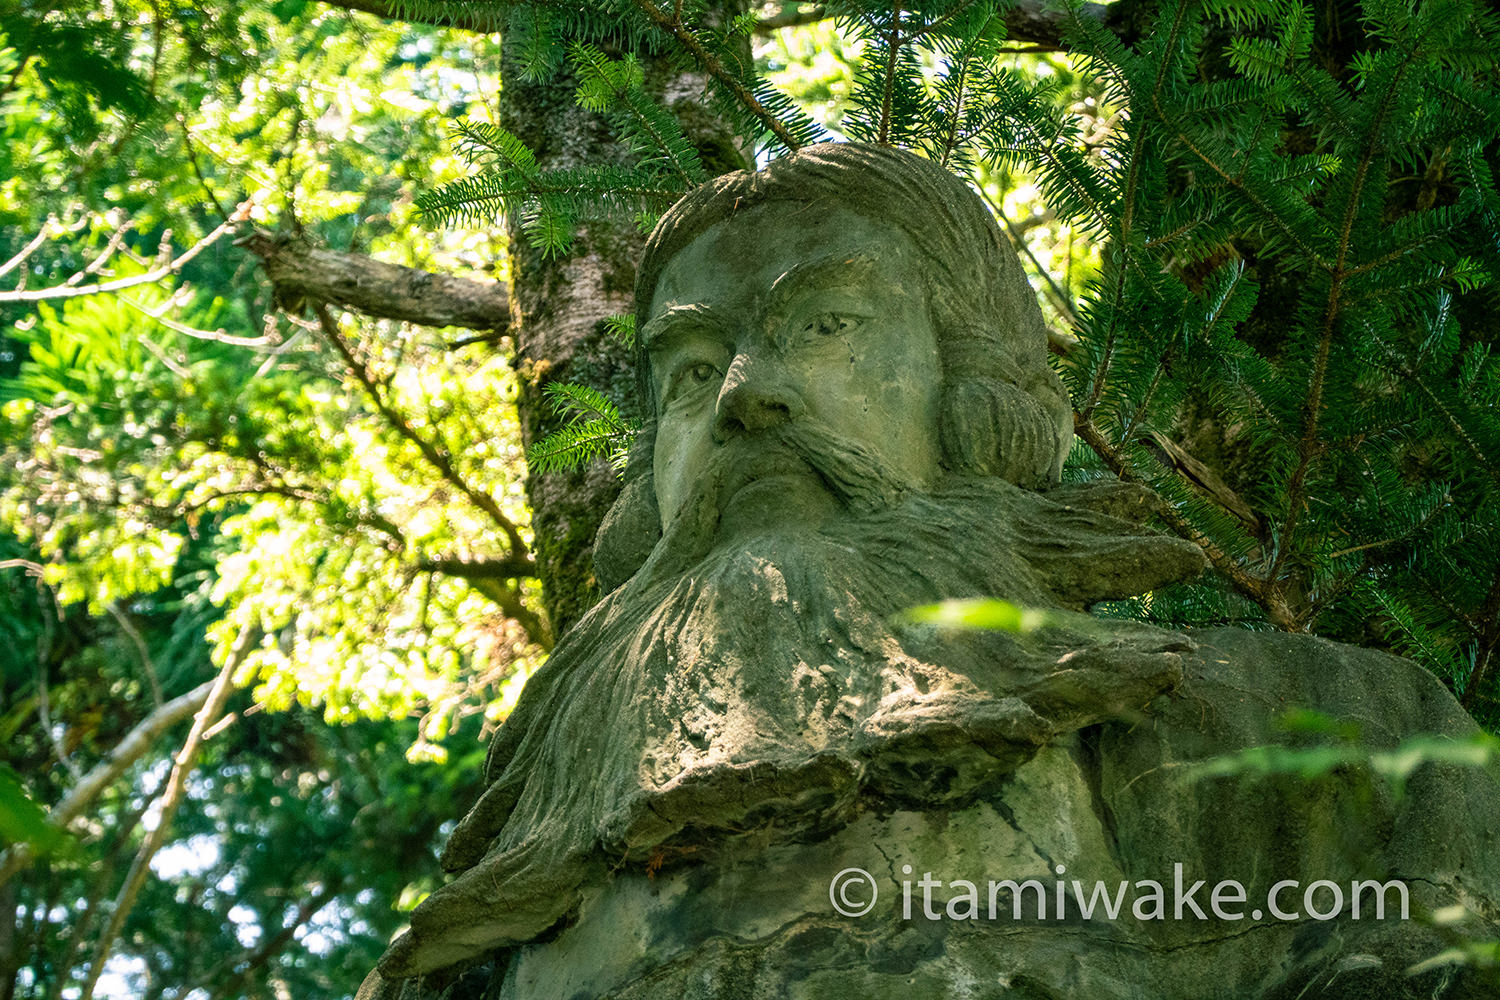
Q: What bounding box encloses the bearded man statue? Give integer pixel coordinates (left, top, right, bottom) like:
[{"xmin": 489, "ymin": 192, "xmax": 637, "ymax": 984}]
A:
[{"xmin": 360, "ymin": 144, "xmax": 1500, "ymax": 1000}]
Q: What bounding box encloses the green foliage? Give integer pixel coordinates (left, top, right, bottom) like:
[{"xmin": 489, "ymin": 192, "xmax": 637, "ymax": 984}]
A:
[
  {"xmin": 5, "ymin": 0, "xmax": 1499, "ymax": 995},
  {"xmin": 0, "ymin": 764, "xmax": 65, "ymax": 856},
  {"xmin": 1038, "ymin": 0, "xmax": 1500, "ymax": 730},
  {"xmin": 416, "ymin": 38, "xmax": 719, "ymax": 254},
  {"xmin": 419, "ymin": 142, "xmax": 690, "ymax": 254},
  {"xmin": 898, "ymin": 597, "xmax": 1053, "ymax": 633},
  {"xmin": 414, "ymin": 0, "xmax": 828, "ymax": 255},
  {"xmin": 569, "ymin": 43, "xmax": 709, "ymax": 187},
  {"xmin": 527, "ymin": 381, "xmax": 635, "ymax": 473},
  {"xmin": 0, "ymin": 7, "xmax": 157, "ymax": 139},
  {"xmin": 0, "ymin": 3, "xmax": 535, "ymax": 995},
  {"xmin": 1189, "ymin": 718, "xmax": 1500, "ymax": 799}
]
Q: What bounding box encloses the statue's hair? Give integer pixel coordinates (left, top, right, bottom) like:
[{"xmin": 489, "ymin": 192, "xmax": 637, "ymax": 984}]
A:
[{"xmin": 596, "ymin": 143, "xmax": 1076, "ymax": 590}]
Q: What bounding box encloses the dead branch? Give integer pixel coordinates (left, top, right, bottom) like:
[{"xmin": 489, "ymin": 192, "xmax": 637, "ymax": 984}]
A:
[
  {"xmin": 0, "ymin": 225, "xmax": 52, "ymax": 280},
  {"xmin": 121, "ymin": 293, "xmax": 277, "ymax": 348},
  {"xmin": 0, "ymin": 679, "xmax": 216, "ymax": 891},
  {"xmin": 241, "ymin": 230, "xmax": 510, "ymax": 331}
]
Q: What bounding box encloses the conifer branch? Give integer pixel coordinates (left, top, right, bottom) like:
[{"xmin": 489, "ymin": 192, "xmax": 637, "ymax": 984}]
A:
[
  {"xmin": 1170, "ymin": 133, "xmax": 1332, "ymax": 271},
  {"xmin": 1076, "ymin": 415, "xmax": 1299, "ymax": 630},
  {"xmin": 903, "ymin": 0, "xmax": 983, "ymax": 42},
  {"xmin": 1118, "ymin": 360, "xmax": 1166, "ymax": 451},
  {"xmin": 1388, "ymin": 356, "xmax": 1500, "ymax": 483},
  {"xmin": 876, "ymin": 1, "xmax": 904, "ymax": 145},
  {"xmin": 1306, "ymin": 495, "xmax": 1451, "ymax": 625},
  {"xmin": 1267, "ymin": 286, "xmax": 1338, "ymax": 589},
  {"xmin": 1137, "ymin": 0, "xmax": 1194, "ymax": 237},
  {"xmin": 1080, "ymin": 263, "xmax": 1127, "ymax": 420},
  {"xmin": 1460, "ymin": 571, "xmax": 1500, "ymax": 710},
  {"xmin": 626, "ymin": 0, "xmax": 804, "ymax": 151},
  {"xmin": 570, "ymin": 44, "xmax": 708, "ymax": 186},
  {"xmin": 933, "ymin": 33, "xmax": 977, "ymax": 168},
  {"xmin": 1269, "ymin": 51, "xmax": 1417, "ymax": 589}
]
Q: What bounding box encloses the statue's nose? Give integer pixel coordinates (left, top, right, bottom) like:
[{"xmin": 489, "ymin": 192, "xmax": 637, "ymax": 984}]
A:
[{"xmin": 714, "ymin": 352, "xmax": 804, "ymax": 440}]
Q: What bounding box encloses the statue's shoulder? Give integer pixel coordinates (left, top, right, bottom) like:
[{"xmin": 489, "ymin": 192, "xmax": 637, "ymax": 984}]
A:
[{"xmin": 1161, "ymin": 626, "xmax": 1479, "ymax": 745}]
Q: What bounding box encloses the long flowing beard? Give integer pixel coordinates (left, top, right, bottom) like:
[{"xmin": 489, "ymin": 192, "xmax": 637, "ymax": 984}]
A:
[
  {"xmin": 457, "ymin": 476, "xmax": 1189, "ymax": 862},
  {"xmin": 410, "ymin": 470, "xmax": 1196, "ymax": 981}
]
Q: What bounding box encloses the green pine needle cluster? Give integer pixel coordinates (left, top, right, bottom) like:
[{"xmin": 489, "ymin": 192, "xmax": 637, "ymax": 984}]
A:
[
  {"xmin": 414, "ymin": 0, "xmax": 828, "ymax": 255},
  {"xmin": 416, "ymin": 118, "xmax": 692, "ymax": 255},
  {"xmin": 527, "ymin": 380, "xmax": 634, "ymax": 474},
  {"xmin": 1050, "ymin": 0, "xmax": 1500, "ymax": 725}
]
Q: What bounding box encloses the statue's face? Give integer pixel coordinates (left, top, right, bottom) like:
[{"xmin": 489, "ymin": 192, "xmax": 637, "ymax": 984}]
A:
[{"xmin": 645, "ymin": 203, "xmax": 943, "ymax": 538}]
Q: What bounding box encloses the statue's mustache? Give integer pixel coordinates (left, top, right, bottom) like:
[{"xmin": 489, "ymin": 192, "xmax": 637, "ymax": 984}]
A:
[
  {"xmin": 642, "ymin": 418, "xmax": 912, "ymax": 581},
  {"xmin": 713, "ymin": 419, "xmax": 909, "ymax": 517}
]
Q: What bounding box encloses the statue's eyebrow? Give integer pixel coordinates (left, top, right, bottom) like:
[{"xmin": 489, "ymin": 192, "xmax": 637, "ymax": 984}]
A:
[
  {"xmin": 764, "ymin": 252, "xmax": 879, "ymax": 313},
  {"xmin": 640, "ymin": 303, "xmax": 729, "ymax": 352}
]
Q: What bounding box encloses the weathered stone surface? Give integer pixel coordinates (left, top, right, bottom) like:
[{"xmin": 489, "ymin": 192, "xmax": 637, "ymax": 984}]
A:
[
  {"xmin": 467, "ymin": 632, "xmax": 1500, "ymax": 1000},
  {"xmin": 360, "ymin": 144, "xmax": 1500, "ymax": 1000}
]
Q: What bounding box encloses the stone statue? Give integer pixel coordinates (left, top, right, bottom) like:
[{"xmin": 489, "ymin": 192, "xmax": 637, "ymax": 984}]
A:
[{"xmin": 361, "ymin": 144, "xmax": 1500, "ymax": 1000}]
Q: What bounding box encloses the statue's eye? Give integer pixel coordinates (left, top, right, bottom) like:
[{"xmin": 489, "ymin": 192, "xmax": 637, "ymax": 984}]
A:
[
  {"xmin": 665, "ymin": 360, "xmax": 720, "ymax": 401},
  {"xmin": 803, "ymin": 313, "xmax": 859, "ymax": 338}
]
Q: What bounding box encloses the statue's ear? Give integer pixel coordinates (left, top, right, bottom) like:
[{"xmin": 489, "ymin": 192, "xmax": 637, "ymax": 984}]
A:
[{"xmin": 593, "ymin": 431, "xmax": 661, "ymax": 593}]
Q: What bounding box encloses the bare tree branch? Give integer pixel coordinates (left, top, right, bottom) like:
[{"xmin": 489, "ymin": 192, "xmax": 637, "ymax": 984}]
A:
[
  {"xmin": 0, "ymin": 679, "xmax": 217, "ymax": 891},
  {"xmin": 0, "ymin": 202, "xmax": 253, "ymax": 304},
  {"xmin": 64, "ymin": 211, "xmax": 133, "ymax": 287},
  {"xmin": 0, "ymin": 225, "xmax": 52, "ymax": 280},
  {"xmin": 314, "ymin": 0, "xmax": 505, "ymax": 33},
  {"xmin": 240, "ymin": 231, "xmax": 510, "ymax": 331},
  {"xmin": 77, "ymin": 626, "xmax": 255, "ymax": 1000},
  {"xmin": 121, "ymin": 293, "xmax": 277, "ymax": 348}
]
